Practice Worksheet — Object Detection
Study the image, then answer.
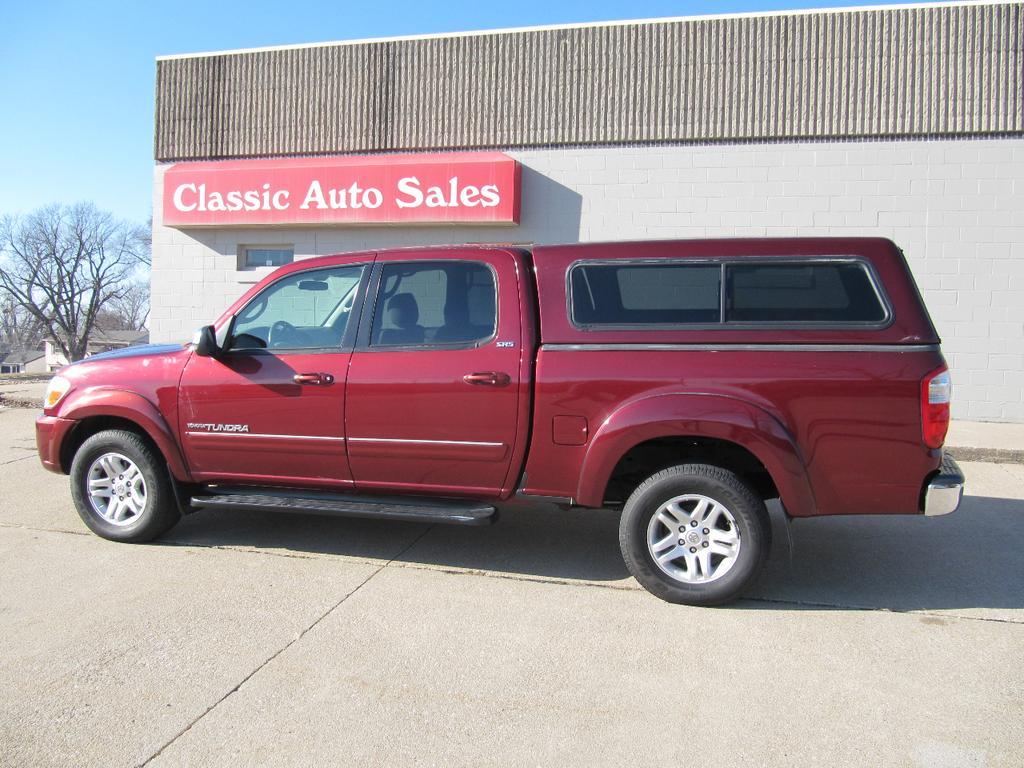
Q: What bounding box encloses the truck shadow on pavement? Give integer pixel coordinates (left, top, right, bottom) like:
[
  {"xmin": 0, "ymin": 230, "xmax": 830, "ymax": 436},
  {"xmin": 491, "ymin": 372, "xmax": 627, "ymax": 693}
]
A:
[
  {"xmin": 751, "ymin": 494, "xmax": 1024, "ymax": 612},
  {"xmin": 166, "ymin": 502, "xmax": 631, "ymax": 583},
  {"xmin": 163, "ymin": 493, "xmax": 1024, "ymax": 612}
]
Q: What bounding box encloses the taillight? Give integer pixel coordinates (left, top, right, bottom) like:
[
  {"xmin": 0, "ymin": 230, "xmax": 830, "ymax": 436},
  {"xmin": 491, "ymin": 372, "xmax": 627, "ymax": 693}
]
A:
[{"xmin": 921, "ymin": 367, "xmax": 951, "ymax": 449}]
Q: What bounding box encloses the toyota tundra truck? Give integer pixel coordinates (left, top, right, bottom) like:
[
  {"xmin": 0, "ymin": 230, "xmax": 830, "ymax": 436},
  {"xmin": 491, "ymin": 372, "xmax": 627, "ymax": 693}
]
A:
[{"xmin": 36, "ymin": 238, "xmax": 965, "ymax": 605}]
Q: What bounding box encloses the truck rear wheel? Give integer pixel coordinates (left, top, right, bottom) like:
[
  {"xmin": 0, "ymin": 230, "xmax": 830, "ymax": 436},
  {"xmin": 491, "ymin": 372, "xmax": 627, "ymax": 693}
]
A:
[
  {"xmin": 70, "ymin": 429, "xmax": 181, "ymax": 543},
  {"xmin": 619, "ymin": 464, "xmax": 770, "ymax": 606}
]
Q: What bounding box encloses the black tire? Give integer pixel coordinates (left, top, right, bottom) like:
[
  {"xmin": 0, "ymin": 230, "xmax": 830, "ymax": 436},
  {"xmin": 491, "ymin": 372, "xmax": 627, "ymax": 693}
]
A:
[
  {"xmin": 70, "ymin": 429, "xmax": 181, "ymax": 543},
  {"xmin": 619, "ymin": 464, "xmax": 770, "ymax": 606}
]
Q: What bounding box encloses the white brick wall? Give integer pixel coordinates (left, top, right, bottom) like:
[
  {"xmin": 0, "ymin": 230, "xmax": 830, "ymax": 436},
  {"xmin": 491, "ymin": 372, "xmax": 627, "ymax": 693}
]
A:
[{"xmin": 151, "ymin": 137, "xmax": 1024, "ymax": 422}]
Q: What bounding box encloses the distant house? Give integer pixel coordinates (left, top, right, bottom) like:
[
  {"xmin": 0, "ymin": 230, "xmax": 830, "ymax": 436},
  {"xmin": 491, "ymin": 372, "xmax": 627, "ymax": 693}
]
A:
[
  {"xmin": 0, "ymin": 349, "xmax": 47, "ymax": 374},
  {"xmin": 45, "ymin": 329, "xmax": 149, "ymax": 371}
]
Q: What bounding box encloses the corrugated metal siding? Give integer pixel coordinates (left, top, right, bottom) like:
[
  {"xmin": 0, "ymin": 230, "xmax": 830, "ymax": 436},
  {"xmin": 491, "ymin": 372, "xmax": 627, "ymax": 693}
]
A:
[{"xmin": 154, "ymin": 3, "xmax": 1023, "ymax": 160}]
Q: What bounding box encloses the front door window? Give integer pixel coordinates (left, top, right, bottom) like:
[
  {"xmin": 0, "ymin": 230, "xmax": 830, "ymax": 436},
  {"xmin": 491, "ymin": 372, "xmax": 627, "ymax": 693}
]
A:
[{"xmin": 231, "ymin": 265, "xmax": 364, "ymax": 352}]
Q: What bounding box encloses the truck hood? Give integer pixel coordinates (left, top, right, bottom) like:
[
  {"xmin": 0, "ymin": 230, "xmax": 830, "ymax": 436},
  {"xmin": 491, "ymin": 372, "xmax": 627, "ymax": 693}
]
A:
[
  {"xmin": 72, "ymin": 343, "xmax": 188, "ymax": 365},
  {"xmin": 52, "ymin": 343, "xmax": 194, "ymax": 417}
]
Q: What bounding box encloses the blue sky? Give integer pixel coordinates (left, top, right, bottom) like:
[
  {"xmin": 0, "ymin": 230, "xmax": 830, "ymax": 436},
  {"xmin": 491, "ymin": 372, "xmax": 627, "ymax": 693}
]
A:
[{"xmin": 0, "ymin": 0, "xmax": 944, "ymax": 225}]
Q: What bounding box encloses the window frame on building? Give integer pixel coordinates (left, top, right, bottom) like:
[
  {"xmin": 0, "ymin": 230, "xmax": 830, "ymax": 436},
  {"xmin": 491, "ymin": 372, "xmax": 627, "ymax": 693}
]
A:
[{"xmin": 238, "ymin": 245, "xmax": 296, "ymax": 270}]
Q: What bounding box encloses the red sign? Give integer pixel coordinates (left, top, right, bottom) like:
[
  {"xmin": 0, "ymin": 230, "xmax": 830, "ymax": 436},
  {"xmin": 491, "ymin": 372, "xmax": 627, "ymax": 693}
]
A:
[{"xmin": 162, "ymin": 152, "xmax": 521, "ymax": 227}]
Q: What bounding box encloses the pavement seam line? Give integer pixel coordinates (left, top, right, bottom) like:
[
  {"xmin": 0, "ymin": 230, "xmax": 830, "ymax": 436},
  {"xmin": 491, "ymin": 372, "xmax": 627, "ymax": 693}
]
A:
[
  {"xmin": 134, "ymin": 524, "xmax": 435, "ymax": 768},
  {"xmin": 0, "ymin": 454, "xmax": 36, "ymax": 466},
  {"xmin": 0, "ymin": 522, "xmax": 91, "ymax": 537},
  {"xmin": 739, "ymin": 596, "xmax": 1024, "ymax": 625},
  {"xmin": 158, "ymin": 538, "xmax": 376, "ymax": 563},
  {"xmin": 7, "ymin": 522, "xmax": 1023, "ymax": 627}
]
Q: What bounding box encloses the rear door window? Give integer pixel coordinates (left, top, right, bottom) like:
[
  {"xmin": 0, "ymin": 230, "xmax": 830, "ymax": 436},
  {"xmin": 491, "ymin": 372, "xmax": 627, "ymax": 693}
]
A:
[
  {"xmin": 369, "ymin": 261, "xmax": 497, "ymax": 348},
  {"xmin": 725, "ymin": 262, "xmax": 887, "ymax": 323}
]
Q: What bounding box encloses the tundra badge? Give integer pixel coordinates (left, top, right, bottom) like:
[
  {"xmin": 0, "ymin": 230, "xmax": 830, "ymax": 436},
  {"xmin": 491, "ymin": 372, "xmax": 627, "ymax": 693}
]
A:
[{"xmin": 186, "ymin": 423, "xmax": 251, "ymax": 433}]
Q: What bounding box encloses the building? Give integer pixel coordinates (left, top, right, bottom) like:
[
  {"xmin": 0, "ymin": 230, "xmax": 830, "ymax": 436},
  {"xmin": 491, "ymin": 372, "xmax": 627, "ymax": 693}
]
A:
[
  {"xmin": 0, "ymin": 350, "xmax": 46, "ymax": 375},
  {"xmin": 44, "ymin": 329, "xmax": 150, "ymax": 371},
  {"xmin": 151, "ymin": 1, "xmax": 1024, "ymax": 422}
]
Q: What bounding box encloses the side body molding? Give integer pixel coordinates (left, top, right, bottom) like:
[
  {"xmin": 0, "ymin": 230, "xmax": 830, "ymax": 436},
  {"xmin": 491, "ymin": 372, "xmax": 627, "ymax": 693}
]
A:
[
  {"xmin": 59, "ymin": 388, "xmax": 191, "ymax": 482},
  {"xmin": 575, "ymin": 393, "xmax": 817, "ymax": 516}
]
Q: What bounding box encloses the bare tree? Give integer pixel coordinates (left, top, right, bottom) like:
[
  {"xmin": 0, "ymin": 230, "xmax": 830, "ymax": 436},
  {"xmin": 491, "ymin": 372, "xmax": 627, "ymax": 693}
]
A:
[
  {"xmin": 106, "ymin": 281, "xmax": 150, "ymax": 330},
  {"xmin": 0, "ymin": 296, "xmax": 46, "ymax": 350},
  {"xmin": 136, "ymin": 215, "xmax": 152, "ymax": 268},
  {"xmin": 0, "ymin": 203, "xmax": 149, "ymax": 361}
]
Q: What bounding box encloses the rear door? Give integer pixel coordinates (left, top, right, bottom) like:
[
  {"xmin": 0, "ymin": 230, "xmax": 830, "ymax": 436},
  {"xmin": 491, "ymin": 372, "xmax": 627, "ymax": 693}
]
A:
[{"xmin": 344, "ymin": 249, "xmax": 523, "ymax": 497}]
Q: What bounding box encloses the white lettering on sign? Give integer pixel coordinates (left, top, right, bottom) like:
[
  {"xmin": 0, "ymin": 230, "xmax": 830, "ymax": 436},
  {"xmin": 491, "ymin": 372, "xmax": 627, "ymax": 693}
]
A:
[
  {"xmin": 172, "ymin": 183, "xmax": 289, "ymax": 213},
  {"xmin": 299, "ymin": 180, "xmax": 385, "ymax": 210},
  {"xmin": 395, "ymin": 176, "xmax": 423, "ymax": 208},
  {"xmin": 174, "ymin": 177, "xmax": 503, "ymax": 214},
  {"xmin": 395, "ymin": 176, "xmax": 501, "ymax": 209}
]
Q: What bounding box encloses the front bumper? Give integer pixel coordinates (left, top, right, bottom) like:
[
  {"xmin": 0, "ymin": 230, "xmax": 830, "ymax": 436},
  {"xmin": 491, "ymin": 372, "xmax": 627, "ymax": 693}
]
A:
[
  {"xmin": 923, "ymin": 453, "xmax": 965, "ymax": 517},
  {"xmin": 35, "ymin": 414, "xmax": 77, "ymax": 474}
]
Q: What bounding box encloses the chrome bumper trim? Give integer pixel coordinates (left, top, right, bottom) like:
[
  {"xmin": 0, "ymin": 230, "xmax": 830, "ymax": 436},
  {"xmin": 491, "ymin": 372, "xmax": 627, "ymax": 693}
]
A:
[{"xmin": 924, "ymin": 454, "xmax": 965, "ymax": 517}]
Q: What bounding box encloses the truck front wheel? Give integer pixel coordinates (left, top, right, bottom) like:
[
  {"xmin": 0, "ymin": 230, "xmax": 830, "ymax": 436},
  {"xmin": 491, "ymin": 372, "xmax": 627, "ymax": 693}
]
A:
[
  {"xmin": 70, "ymin": 429, "xmax": 181, "ymax": 543},
  {"xmin": 619, "ymin": 464, "xmax": 770, "ymax": 606}
]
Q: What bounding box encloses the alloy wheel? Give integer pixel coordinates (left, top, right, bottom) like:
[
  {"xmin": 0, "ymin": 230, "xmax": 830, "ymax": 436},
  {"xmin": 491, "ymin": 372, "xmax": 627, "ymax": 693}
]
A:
[
  {"xmin": 646, "ymin": 494, "xmax": 742, "ymax": 584},
  {"xmin": 86, "ymin": 452, "xmax": 148, "ymax": 526}
]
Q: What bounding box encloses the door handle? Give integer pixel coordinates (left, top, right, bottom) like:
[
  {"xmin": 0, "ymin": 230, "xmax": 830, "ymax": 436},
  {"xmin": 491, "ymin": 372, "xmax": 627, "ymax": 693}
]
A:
[
  {"xmin": 462, "ymin": 371, "xmax": 511, "ymax": 387},
  {"xmin": 293, "ymin": 372, "xmax": 335, "ymax": 385}
]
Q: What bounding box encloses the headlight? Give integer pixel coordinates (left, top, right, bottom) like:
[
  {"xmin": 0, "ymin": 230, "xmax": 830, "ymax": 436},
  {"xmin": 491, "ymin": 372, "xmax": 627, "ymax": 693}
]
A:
[{"xmin": 43, "ymin": 376, "xmax": 72, "ymax": 409}]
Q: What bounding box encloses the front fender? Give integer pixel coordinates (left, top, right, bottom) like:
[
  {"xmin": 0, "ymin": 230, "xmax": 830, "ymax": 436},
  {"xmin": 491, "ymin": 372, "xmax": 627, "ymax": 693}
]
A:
[
  {"xmin": 57, "ymin": 388, "xmax": 191, "ymax": 481},
  {"xmin": 575, "ymin": 393, "xmax": 817, "ymax": 516}
]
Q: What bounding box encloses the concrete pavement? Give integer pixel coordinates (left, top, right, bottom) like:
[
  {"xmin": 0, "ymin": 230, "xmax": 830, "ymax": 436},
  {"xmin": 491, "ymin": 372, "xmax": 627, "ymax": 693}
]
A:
[
  {"xmin": 0, "ymin": 406, "xmax": 1021, "ymax": 767},
  {"xmin": 947, "ymin": 419, "xmax": 1024, "ymax": 451},
  {"xmin": 0, "ymin": 376, "xmax": 49, "ymax": 410}
]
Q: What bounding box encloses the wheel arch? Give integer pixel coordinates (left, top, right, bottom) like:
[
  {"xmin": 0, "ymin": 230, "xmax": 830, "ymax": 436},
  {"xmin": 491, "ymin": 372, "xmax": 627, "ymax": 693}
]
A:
[
  {"xmin": 575, "ymin": 393, "xmax": 816, "ymax": 516},
  {"xmin": 57, "ymin": 389, "xmax": 190, "ymax": 481},
  {"xmin": 602, "ymin": 436, "xmax": 778, "ymax": 507}
]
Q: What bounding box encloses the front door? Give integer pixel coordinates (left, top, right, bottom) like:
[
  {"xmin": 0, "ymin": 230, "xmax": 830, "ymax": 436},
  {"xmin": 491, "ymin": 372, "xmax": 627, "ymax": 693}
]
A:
[
  {"xmin": 345, "ymin": 250, "xmax": 523, "ymax": 497},
  {"xmin": 178, "ymin": 261, "xmax": 369, "ymax": 488}
]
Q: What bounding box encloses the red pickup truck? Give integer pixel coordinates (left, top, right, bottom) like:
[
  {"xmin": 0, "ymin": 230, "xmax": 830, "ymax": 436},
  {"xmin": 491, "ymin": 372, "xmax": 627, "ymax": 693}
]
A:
[{"xmin": 36, "ymin": 238, "xmax": 964, "ymax": 605}]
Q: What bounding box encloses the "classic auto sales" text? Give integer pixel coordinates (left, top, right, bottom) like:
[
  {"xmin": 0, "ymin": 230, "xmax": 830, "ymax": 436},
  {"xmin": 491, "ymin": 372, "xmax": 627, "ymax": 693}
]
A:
[{"xmin": 171, "ymin": 176, "xmax": 502, "ymax": 213}]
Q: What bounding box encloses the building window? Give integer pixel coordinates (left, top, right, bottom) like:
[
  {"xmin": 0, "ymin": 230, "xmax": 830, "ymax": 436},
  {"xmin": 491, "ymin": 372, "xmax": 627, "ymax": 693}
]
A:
[{"xmin": 242, "ymin": 247, "xmax": 294, "ymax": 269}]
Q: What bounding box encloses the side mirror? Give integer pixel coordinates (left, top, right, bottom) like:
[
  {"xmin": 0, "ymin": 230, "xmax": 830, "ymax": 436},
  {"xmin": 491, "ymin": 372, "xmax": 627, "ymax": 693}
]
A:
[{"xmin": 193, "ymin": 325, "xmax": 221, "ymax": 358}]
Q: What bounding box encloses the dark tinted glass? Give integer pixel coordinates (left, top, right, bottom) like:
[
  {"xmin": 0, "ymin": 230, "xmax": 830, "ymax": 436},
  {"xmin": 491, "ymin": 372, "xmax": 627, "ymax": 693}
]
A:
[
  {"xmin": 726, "ymin": 262, "xmax": 886, "ymax": 323},
  {"xmin": 570, "ymin": 263, "xmax": 721, "ymax": 326}
]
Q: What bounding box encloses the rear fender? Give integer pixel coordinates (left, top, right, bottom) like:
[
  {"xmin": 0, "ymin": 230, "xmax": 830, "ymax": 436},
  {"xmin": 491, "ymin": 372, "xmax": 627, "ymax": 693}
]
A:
[
  {"xmin": 576, "ymin": 393, "xmax": 816, "ymax": 516},
  {"xmin": 58, "ymin": 388, "xmax": 191, "ymax": 481}
]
